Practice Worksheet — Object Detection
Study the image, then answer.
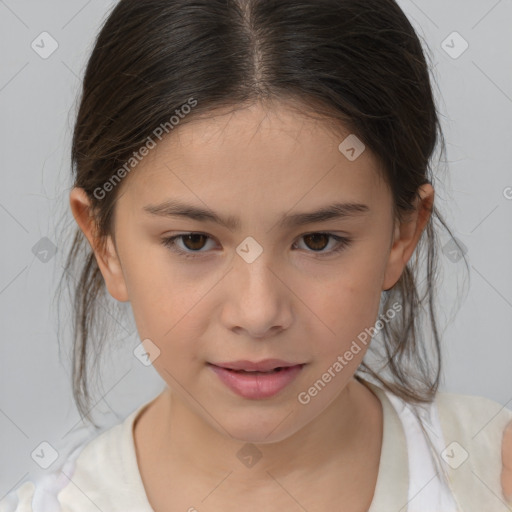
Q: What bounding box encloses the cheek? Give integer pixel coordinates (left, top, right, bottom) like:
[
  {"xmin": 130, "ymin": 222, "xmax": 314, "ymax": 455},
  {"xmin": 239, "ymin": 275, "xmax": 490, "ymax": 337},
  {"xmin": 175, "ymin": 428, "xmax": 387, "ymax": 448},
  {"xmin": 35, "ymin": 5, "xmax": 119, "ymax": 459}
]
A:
[
  {"xmin": 117, "ymin": 242, "xmax": 181, "ymax": 337},
  {"xmin": 122, "ymin": 253, "xmax": 213, "ymax": 369},
  {"xmin": 303, "ymin": 260, "xmax": 385, "ymax": 358}
]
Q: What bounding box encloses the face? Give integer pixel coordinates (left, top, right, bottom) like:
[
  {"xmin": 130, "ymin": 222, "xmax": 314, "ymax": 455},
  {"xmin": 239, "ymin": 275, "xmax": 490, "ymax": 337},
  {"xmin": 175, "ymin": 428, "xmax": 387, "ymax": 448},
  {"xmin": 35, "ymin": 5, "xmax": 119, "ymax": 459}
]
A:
[{"xmin": 72, "ymin": 100, "xmax": 430, "ymax": 443}]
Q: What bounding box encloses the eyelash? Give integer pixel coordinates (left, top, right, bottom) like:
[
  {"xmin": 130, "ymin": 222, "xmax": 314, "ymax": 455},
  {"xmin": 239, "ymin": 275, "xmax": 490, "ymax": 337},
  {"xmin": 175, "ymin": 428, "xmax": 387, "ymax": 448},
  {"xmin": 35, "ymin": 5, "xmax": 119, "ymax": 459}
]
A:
[{"xmin": 160, "ymin": 232, "xmax": 352, "ymax": 259}]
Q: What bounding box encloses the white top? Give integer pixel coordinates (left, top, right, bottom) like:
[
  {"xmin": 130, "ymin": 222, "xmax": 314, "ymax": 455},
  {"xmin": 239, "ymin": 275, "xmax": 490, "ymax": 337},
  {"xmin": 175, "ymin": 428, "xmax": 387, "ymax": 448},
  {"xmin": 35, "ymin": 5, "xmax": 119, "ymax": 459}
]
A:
[
  {"xmin": 384, "ymin": 389, "xmax": 458, "ymax": 511},
  {"xmin": 0, "ymin": 379, "xmax": 500, "ymax": 512}
]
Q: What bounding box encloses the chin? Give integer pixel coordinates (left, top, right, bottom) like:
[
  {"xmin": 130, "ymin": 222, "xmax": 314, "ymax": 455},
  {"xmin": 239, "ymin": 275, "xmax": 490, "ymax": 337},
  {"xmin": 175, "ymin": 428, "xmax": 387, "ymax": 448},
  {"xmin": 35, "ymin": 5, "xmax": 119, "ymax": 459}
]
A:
[{"xmin": 216, "ymin": 413, "xmax": 304, "ymax": 445}]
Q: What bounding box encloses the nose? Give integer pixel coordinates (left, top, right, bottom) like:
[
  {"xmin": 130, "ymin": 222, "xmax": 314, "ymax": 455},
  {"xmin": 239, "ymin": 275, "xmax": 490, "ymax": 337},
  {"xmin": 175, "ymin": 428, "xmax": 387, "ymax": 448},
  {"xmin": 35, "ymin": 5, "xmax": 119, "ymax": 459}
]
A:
[{"xmin": 220, "ymin": 252, "xmax": 293, "ymax": 340}]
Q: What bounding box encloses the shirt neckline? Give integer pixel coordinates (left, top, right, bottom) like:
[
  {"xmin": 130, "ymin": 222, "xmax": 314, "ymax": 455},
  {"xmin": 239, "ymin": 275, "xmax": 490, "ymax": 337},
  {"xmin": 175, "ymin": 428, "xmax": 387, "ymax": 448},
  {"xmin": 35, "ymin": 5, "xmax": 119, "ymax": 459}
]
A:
[{"xmin": 122, "ymin": 378, "xmax": 409, "ymax": 511}]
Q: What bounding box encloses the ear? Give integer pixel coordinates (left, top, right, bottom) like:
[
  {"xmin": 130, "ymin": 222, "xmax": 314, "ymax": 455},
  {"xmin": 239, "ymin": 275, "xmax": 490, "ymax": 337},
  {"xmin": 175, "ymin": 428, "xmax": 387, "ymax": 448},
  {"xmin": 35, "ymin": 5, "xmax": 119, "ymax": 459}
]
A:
[
  {"xmin": 69, "ymin": 187, "xmax": 129, "ymax": 302},
  {"xmin": 382, "ymin": 183, "xmax": 434, "ymax": 291}
]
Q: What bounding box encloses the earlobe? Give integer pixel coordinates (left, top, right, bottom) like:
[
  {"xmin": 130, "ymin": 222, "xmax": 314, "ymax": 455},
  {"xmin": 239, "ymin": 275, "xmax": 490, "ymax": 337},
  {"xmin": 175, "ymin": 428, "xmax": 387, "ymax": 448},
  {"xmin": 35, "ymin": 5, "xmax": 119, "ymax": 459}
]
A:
[
  {"xmin": 100, "ymin": 236, "xmax": 130, "ymax": 302},
  {"xmin": 69, "ymin": 187, "xmax": 129, "ymax": 302},
  {"xmin": 382, "ymin": 184, "xmax": 434, "ymax": 291}
]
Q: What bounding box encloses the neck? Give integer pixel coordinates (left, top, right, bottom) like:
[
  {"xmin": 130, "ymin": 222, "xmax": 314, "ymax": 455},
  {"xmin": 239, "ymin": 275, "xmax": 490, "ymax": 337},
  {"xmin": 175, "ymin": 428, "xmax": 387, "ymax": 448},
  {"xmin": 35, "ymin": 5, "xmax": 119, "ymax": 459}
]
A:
[{"xmin": 150, "ymin": 377, "xmax": 381, "ymax": 486}]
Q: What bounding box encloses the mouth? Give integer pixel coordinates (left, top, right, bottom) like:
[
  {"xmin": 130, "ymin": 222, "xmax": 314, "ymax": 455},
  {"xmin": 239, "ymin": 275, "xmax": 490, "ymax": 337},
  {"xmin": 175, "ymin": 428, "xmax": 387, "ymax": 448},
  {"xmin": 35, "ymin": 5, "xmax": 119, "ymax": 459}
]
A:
[
  {"xmin": 209, "ymin": 359, "xmax": 304, "ymax": 372},
  {"xmin": 207, "ymin": 362, "xmax": 306, "ymax": 399},
  {"xmin": 224, "ymin": 367, "xmax": 286, "ymax": 374}
]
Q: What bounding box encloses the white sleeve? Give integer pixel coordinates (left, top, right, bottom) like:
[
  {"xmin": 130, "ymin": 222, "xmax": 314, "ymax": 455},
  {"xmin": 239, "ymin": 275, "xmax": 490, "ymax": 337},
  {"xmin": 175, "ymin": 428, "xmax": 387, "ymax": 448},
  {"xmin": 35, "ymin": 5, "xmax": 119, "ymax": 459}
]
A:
[
  {"xmin": 0, "ymin": 441, "xmax": 85, "ymax": 512},
  {"xmin": 0, "ymin": 481, "xmax": 36, "ymax": 512}
]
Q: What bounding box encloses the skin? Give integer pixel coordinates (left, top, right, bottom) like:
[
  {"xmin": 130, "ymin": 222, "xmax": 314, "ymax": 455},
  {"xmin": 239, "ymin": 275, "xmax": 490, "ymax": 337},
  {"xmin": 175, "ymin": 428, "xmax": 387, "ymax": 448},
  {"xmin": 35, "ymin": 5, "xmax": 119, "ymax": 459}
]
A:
[{"xmin": 69, "ymin": 99, "xmax": 512, "ymax": 511}]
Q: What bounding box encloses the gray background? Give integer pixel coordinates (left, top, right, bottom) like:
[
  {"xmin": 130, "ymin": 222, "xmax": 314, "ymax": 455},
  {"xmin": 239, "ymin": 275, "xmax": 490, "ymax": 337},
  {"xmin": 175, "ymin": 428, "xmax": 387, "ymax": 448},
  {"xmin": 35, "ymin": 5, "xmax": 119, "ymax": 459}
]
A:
[{"xmin": 0, "ymin": 0, "xmax": 511, "ymax": 499}]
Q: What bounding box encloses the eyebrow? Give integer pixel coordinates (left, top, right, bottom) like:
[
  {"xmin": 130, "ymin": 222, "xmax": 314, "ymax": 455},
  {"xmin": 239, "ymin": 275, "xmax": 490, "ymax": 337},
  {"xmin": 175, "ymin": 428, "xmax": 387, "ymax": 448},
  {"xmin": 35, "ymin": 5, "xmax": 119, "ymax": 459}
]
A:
[{"xmin": 143, "ymin": 199, "xmax": 370, "ymax": 231}]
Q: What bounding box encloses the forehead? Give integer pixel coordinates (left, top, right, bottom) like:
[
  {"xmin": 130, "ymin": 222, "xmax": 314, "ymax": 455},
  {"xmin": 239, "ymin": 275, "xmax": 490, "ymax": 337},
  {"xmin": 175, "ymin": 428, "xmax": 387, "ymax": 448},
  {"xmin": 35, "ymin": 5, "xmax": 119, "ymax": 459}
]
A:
[{"xmin": 116, "ymin": 101, "xmax": 389, "ymax": 216}]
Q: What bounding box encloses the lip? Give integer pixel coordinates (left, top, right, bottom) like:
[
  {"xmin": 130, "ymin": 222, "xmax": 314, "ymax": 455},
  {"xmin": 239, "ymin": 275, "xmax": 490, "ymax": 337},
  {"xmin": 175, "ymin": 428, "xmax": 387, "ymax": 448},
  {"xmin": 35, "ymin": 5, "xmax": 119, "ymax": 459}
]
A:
[
  {"xmin": 211, "ymin": 359, "xmax": 301, "ymax": 372},
  {"xmin": 208, "ymin": 362, "xmax": 305, "ymax": 399}
]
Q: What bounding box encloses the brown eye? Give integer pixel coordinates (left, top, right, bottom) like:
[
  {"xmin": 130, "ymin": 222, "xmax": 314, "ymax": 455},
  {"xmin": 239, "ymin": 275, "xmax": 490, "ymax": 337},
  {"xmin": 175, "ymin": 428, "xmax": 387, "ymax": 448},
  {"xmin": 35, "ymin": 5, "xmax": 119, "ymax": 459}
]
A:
[
  {"xmin": 162, "ymin": 232, "xmax": 351, "ymax": 260},
  {"xmin": 302, "ymin": 233, "xmax": 330, "ymax": 251},
  {"xmin": 161, "ymin": 233, "xmax": 215, "ymax": 257},
  {"xmin": 181, "ymin": 234, "xmax": 208, "ymax": 251},
  {"xmin": 294, "ymin": 233, "xmax": 352, "ymax": 257}
]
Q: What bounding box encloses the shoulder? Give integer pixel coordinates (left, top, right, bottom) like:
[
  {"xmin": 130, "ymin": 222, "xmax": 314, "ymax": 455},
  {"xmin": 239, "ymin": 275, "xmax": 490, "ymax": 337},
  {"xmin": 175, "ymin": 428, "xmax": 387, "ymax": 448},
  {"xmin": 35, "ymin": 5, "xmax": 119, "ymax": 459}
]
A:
[
  {"xmin": 0, "ymin": 441, "xmax": 85, "ymax": 512},
  {"xmin": 433, "ymin": 390, "xmax": 512, "ymax": 511},
  {"xmin": 435, "ymin": 389, "xmax": 512, "ymax": 444},
  {"xmin": 0, "ymin": 413, "xmax": 134, "ymax": 512},
  {"xmin": 0, "ymin": 481, "xmax": 35, "ymax": 512}
]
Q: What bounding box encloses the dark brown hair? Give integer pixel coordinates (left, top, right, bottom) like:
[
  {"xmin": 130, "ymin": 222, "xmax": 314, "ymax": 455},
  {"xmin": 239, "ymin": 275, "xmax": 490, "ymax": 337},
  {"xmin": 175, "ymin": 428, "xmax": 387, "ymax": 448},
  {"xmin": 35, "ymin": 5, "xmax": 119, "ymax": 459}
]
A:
[{"xmin": 57, "ymin": 0, "xmax": 468, "ymax": 428}]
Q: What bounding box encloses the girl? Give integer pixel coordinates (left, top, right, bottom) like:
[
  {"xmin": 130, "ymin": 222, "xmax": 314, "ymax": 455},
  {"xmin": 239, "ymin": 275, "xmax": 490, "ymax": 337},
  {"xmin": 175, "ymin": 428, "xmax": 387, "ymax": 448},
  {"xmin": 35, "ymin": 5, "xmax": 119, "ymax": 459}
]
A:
[{"xmin": 2, "ymin": 0, "xmax": 512, "ymax": 511}]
